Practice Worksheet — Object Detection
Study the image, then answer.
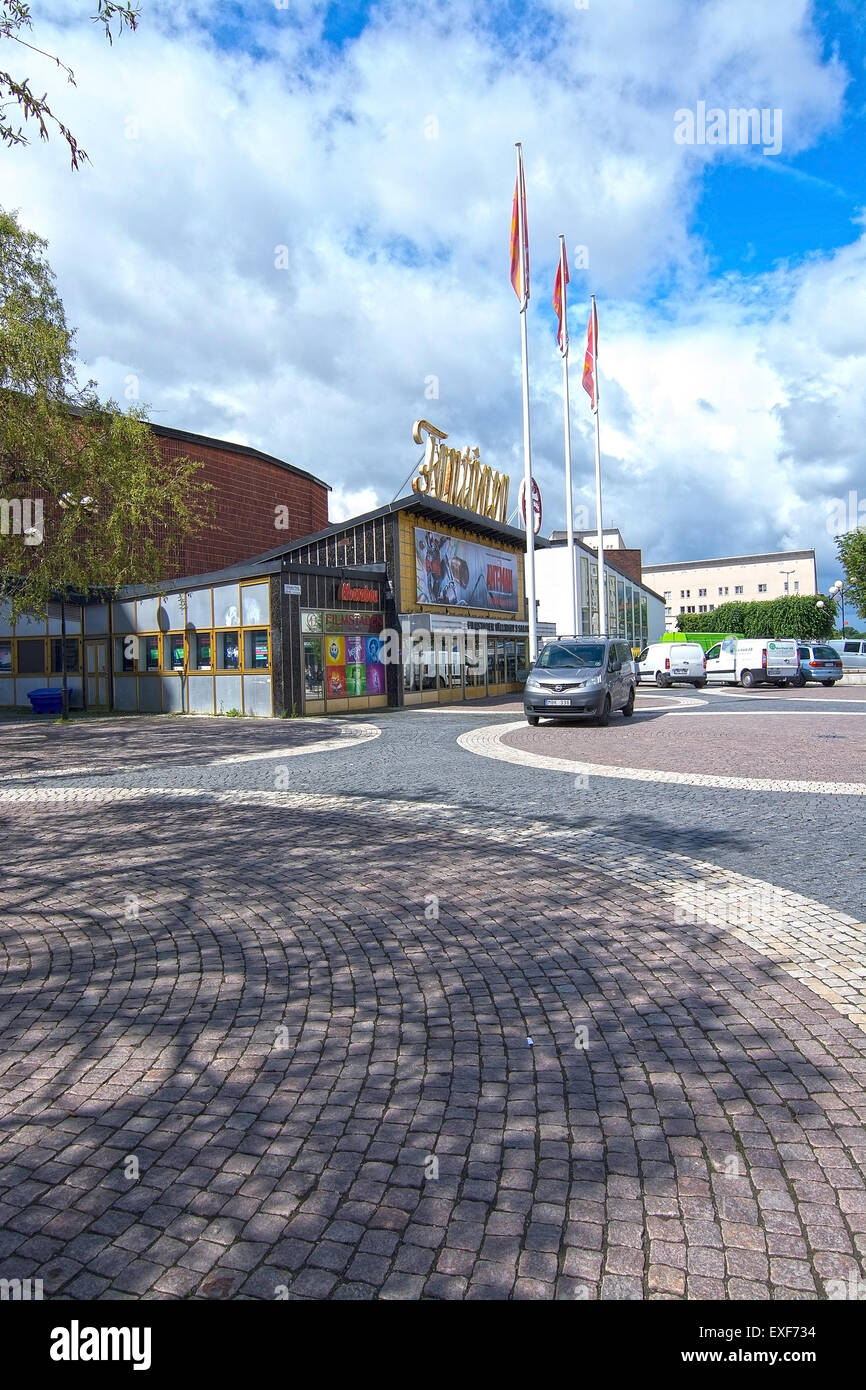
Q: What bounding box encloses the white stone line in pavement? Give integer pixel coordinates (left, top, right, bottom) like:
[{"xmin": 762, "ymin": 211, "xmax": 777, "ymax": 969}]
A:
[
  {"xmin": 1, "ymin": 780, "xmax": 863, "ymax": 1029},
  {"xmin": 457, "ymin": 720, "xmax": 866, "ymax": 796},
  {"xmin": 0, "ymin": 721, "xmax": 381, "ymax": 784}
]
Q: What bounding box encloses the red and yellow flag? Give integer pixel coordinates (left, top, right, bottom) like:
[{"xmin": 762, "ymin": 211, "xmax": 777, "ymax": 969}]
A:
[
  {"xmin": 553, "ymin": 246, "xmax": 569, "ymax": 352},
  {"xmin": 582, "ymin": 298, "xmax": 598, "ymax": 409},
  {"xmin": 510, "ymin": 149, "xmax": 529, "ymax": 304}
]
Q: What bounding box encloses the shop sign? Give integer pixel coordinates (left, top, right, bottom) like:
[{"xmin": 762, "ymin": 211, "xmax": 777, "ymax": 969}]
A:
[
  {"xmin": 340, "ymin": 582, "xmax": 379, "ymax": 604},
  {"xmin": 324, "ymin": 611, "xmax": 385, "ymax": 634},
  {"xmin": 411, "ymin": 420, "xmax": 510, "ymax": 524}
]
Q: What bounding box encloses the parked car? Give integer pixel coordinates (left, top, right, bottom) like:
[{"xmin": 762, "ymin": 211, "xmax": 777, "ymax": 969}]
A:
[
  {"xmin": 704, "ymin": 637, "xmax": 799, "ymax": 687},
  {"xmin": 636, "ymin": 641, "xmax": 707, "ymax": 688},
  {"xmin": 828, "ymin": 639, "xmax": 866, "ymax": 669},
  {"xmin": 792, "ymin": 644, "xmax": 843, "ymax": 686},
  {"xmin": 524, "ymin": 637, "xmax": 636, "ymax": 726}
]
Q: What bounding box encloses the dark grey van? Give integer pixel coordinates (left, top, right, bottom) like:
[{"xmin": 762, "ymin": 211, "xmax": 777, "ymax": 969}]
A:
[{"xmin": 523, "ymin": 637, "xmax": 636, "ymax": 726}]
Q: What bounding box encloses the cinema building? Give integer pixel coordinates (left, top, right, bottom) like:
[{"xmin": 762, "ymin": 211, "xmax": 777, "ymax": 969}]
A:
[{"xmin": 1, "ymin": 422, "xmax": 539, "ymax": 716}]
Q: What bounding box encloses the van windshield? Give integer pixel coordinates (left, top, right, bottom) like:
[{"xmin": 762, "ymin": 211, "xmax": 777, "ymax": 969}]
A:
[{"xmin": 537, "ymin": 643, "xmax": 605, "ymax": 669}]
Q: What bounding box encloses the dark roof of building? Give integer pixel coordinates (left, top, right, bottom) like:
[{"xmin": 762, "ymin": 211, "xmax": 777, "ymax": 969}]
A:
[
  {"xmin": 275, "ymin": 493, "xmax": 550, "ymax": 555},
  {"xmin": 642, "ymin": 549, "xmax": 816, "ymax": 571},
  {"xmin": 148, "ymin": 422, "xmax": 331, "ymax": 491},
  {"xmin": 114, "ymin": 495, "xmax": 542, "ymax": 596}
]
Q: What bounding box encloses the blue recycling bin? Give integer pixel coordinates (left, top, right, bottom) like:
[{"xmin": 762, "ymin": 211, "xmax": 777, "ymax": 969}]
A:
[{"xmin": 27, "ymin": 688, "xmax": 64, "ymax": 715}]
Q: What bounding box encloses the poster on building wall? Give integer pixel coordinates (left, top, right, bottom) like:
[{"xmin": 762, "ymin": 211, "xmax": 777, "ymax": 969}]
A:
[{"xmin": 414, "ymin": 527, "xmax": 518, "ymax": 613}]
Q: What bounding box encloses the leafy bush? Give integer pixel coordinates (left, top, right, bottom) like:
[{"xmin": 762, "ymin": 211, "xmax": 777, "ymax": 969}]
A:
[{"xmin": 676, "ymin": 594, "xmax": 834, "ymax": 640}]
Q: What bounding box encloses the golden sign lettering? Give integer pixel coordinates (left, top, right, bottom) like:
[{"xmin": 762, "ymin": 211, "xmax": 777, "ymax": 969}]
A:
[{"xmin": 411, "ymin": 420, "xmax": 509, "ymax": 524}]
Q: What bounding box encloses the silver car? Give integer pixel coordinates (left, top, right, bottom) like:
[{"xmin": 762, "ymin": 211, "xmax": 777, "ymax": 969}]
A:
[{"xmin": 524, "ymin": 637, "xmax": 636, "ymax": 726}]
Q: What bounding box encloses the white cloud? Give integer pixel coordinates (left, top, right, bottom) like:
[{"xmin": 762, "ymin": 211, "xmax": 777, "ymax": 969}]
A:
[{"xmin": 4, "ymin": 0, "xmax": 860, "ymax": 599}]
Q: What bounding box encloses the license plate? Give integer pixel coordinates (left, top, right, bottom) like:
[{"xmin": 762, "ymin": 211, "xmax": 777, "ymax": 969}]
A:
[
  {"xmin": 544, "ymin": 698, "xmax": 571, "ymax": 706},
  {"xmin": 673, "ymin": 667, "xmax": 687, "ymax": 674}
]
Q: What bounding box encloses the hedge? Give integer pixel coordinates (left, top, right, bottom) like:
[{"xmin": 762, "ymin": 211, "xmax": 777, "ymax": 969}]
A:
[{"xmin": 675, "ymin": 595, "xmax": 835, "ymax": 641}]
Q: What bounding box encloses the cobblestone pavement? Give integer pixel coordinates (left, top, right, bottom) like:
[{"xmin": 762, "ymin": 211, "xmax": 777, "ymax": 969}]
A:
[{"xmin": 0, "ymin": 699, "xmax": 864, "ymax": 1300}]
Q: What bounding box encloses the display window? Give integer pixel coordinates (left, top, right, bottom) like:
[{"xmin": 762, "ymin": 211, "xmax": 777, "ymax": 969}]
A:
[
  {"xmin": 218, "ymin": 631, "xmax": 240, "ymax": 670},
  {"xmin": 245, "ymin": 629, "xmax": 269, "ymax": 670},
  {"xmin": 167, "ymin": 633, "xmax": 185, "ymax": 670},
  {"xmin": 16, "ymin": 639, "xmax": 45, "ymax": 675},
  {"xmin": 194, "ymin": 634, "xmax": 212, "ymax": 671},
  {"xmin": 304, "ymin": 637, "xmax": 323, "ymax": 696},
  {"xmin": 0, "ymin": 640, "xmax": 12, "ymax": 674},
  {"xmin": 144, "ymin": 636, "xmax": 160, "ymax": 672},
  {"xmin": 51, "ymin": 638, "xmax": 81, "ymax": 673}
]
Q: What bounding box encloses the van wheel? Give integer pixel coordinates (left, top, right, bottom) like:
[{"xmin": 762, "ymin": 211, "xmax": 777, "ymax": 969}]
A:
[
  {"xmin": 655, "ymin": 671, "xmax": 669, "ymax": 688},
  {"xmin": 597, "ymin": 696, "xmax": 611, "ymax": 727},
  {"xmin": 622, "ymin": 688, "xmax": 635, "ymax": 718},
  {"xmin": 526, "ymin": 716, "xmax": 539, "ymax": 726},
  {"xmin": 826, "ymin": 679, "xmax": 837, "ymax": 686},
  {"xmin": 741, "ymin": 670, "xmax": 756, "ymax": 688},
  {"xmin": 773, "ymin": 680, "xmax": 787, "ymax": 687},
  {"xmin": 694, "ymin": 678, "xmax": 707, "ymax": 688}
]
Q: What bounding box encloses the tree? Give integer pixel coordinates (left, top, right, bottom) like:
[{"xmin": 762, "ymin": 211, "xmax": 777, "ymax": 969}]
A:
[
  {"xmin": 1, "ymin": 1, "xmax": 139, "ymax": 169},
  {"xmin": 836, "ymin": 530, "xmax": 866, "ymax": 624},
  {"xmin": 0, "ymin": 206, "xmax": 211, "ymax": 713}
]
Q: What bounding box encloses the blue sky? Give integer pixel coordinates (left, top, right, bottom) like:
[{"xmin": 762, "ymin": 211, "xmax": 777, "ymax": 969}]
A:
[{"xmin": 7, "ymin": 0, "xmax": 866, "ymax": 618}]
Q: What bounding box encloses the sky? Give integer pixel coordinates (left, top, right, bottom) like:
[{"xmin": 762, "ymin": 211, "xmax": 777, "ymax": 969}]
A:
[{"xmin": 3, "ymin": 0, "xmax": 865, "ymax": 613}]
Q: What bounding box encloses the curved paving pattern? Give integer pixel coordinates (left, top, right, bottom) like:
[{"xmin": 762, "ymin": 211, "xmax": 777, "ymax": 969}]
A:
[
  {"xmin": 459, "ymin": 719, "xmax": 866, "ymax": 796},
  {"xmin": 1, "ymin": 773, "xmax": 865, "ymax": 1301}
]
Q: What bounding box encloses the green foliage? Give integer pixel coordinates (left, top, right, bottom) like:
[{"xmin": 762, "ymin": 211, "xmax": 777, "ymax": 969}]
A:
[
  {"xmin": 836, "ymin": 529, "xmax": 866, "ymax": 621},
  {"xmin": 1, "ymin": 1, "xmax": 139, "ymax": 168},
  {"xmin": 0, "ymin": 208, "xmax": 212, "ymax": 620},
  {"xmin": 222, "ymin": 708, "xmax": 242, "ymax": 718},
  {"xmin": 675, "ymin": 594, "xmax": 834, "ymax": 640}
]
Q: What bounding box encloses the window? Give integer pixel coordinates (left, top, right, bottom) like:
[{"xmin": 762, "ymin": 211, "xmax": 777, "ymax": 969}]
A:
[
  {"xmin": 680, "ymin": 590, "xmax": 685, "ymax": 598},
  {"xmin": 735, "ymin": 586, "xmax": 744, "ymax": 595},
  {"xmin": 664, "ymin": 591, "xmax": 671, "ymax": 601},
  {"xmin": 709, "ymin": 605, "xmax": 715, "ymax": 612},
  {"xmin": 219, "ymin": 631, "xmax": 240, "ymax": 670},
  {"xmin": 144, "ymin": 636, "xmax": 160, "ymax": 672},
  {"xmin": 706, "ymin": 644, "xmax": 722, "ymax": 660},
  {"xmin": 698, "ymin": 588, "xmax": 706, "ymax": 597},
  {"xmin": 245, "ymin": 629, "xmax": 269, "ymax": 671},
  {"xmin": 50, "ymin": 638, "xmax": 80, "ymax": 673},
  {"xmin": 794, "ymin": 581, "xmax": 799, "ymax": 592},
  {"xmin": 685, "ymin": 590, "xmax": 690, "ymax": 598},
  {"xmin": 757, "ymin": 583, "xmax": 767, "ymax": 593},
  {"xmin": 699, "ymin": 605, "xmax": 707, "ymax": 613},
  {"xmin": 196, "ymin": 634, "xmax": 212, "ymax": 671},
  {"xmin": 718, "ymin": 587, "xmax": 723, "ymax": 596},
  {"xmin": 0, "ymin": 640, "xmax": 12, "ymax": 673},
  {"xmin": 16, "ymin": 639, "xmax": 45, "ymax": 674},
  {"xmin": 167, "ymin": 634, "xmax": 185, "ymax": 670}
]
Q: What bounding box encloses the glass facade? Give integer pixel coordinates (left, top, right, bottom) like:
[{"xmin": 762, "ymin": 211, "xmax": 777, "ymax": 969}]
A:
[{"xmin": 301, "ymin": 609, "xmax": 386, "ymax": 713}]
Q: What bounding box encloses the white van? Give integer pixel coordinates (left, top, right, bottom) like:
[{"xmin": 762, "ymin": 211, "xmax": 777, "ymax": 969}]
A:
[
  {"xmin": 637, "ymin": 642, "xmax": 707, "ymax": 688},
  {"xmin": 705, "ymin": 637, "xmax": 798, "ymax": 688}
]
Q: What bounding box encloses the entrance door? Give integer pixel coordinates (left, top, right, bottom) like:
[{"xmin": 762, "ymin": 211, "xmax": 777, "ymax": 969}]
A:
[{"xmin": 85, "ymin": 638, "xmax": 109, "ymax": 709}]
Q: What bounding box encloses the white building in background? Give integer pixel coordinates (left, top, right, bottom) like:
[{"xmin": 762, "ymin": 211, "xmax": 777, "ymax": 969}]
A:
[
  {"xmin": 642, "ymin": 549, "xmax": 818, "ymax": 632},
  {"xmin": 535, "ymin": 536, "xmax": 666, "ymax": 648}
]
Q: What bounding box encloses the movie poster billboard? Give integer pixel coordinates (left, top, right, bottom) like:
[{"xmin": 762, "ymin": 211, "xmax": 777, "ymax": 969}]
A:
[{"xmin": 414, "ymin": 527, "xmax": 518, "ymax": 613}]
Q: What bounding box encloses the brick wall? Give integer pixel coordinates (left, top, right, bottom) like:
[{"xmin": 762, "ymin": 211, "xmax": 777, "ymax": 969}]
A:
[
  {"xmin": 155, "ymin": 434, "xmax": 330, "ymax": 578},
  {"xmin": 605, "ymin": 548, "xmax": 643, "ymax": 585}
]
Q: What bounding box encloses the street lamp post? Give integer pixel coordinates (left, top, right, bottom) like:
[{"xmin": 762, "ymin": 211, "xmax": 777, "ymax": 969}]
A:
[{"xmin": 829, "ymin": 580, "xmax": 847, "ymax": 635}]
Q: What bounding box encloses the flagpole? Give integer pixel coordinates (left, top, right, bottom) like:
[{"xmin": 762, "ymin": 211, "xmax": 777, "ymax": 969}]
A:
[
  {"xmin": 591, "ymin": 293, "xmax": 606, "ymax": 634},
  {"xmin": 558, "ymin": 235, "xmax": 578, "ymax": 636},
  {"xmin": 516, "ymin": 143, "xmax": 537, "ymax": 660}
]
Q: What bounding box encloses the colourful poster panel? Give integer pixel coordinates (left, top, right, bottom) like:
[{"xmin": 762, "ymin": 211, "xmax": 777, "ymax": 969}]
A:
[
  {"xmin": 346, "ymin": 664, "xmax": 366, "ymax": 696},
  {"xmin": 414, "ymin": 527, "xmax": 518, "ymax": 612},
  {"xmin": 325, "ymin": 635, "xmax": 345, "ymax": 665},
  {"xmin": 326, "ymin": 666, "xmax": 346, "ymax": 697},
  {"xmin": 366, "ymin": 662, "xmax": 385, "ymax": 695}
]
